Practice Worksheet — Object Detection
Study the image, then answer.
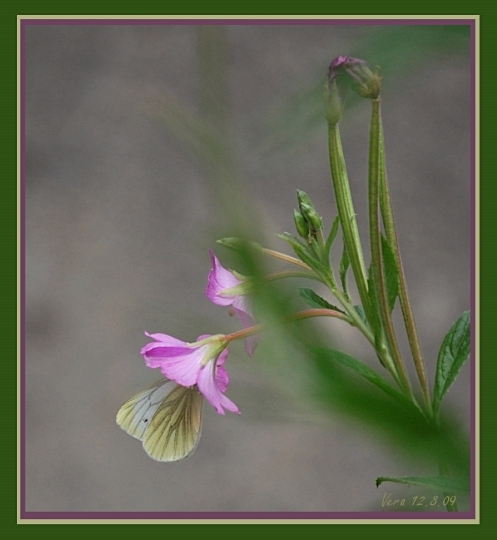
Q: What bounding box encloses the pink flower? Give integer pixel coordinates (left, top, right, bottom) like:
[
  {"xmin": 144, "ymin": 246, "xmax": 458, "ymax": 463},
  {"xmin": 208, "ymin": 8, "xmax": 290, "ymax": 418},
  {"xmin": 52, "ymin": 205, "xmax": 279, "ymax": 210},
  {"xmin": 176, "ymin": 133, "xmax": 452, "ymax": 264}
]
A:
[
  {"xmin": 141, "ymin": 332, "xmax": 239, "ymax": 415},
  {"xmin": 205, "ymin": 250, "xmax": 260, "ymax": 356}
]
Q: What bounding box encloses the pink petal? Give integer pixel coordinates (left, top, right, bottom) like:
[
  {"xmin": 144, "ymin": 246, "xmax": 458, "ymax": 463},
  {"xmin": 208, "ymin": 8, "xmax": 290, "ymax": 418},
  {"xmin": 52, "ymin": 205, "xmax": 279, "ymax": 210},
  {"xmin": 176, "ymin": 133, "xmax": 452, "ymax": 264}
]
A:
[
  {"xmin": 215, "ymin": 364, "xmax": 230, "ymax": 393},
  {"xmin": 244, "ymin": 334, "xmax": 262, "ymax": 357},
  {"xmin": 215, "ymin": 347, "xmax": 229, "ymax": 367},
  {"xmin": 141, "ymin": 338, "xmax": 207, "ymax": 387},
  {"xmin": 144, "ymin": 331, "xmax": 187, "ymax": 347},
  {"xmin": 154, "ymin": 347, "xmax": 205, "ymax": 387},
  {"xmin": 233, "ymin": 306, "xmax": 260, "ymax": 357},
  {"xmin": 205, "ymin": 250, "xmax": 242, "ymax": 306},
  {"xmin": 197, "ymin": 361, "xmax": 240, "ymax": 415},
  {"xmin": 141, "ymin": 343, "xmax": 192, "ymax": 358},
  {"xmin": 232, "ymin": 295, "xmax": 253, "ymax": 320}
]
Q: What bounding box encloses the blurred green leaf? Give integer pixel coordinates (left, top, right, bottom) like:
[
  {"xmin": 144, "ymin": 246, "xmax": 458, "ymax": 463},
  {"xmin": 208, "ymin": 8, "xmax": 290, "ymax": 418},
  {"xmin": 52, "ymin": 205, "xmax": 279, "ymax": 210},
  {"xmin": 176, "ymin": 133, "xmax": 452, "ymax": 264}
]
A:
[
  {"xmin": 305, "ymin": 344, "xmax": 469, "ymax": 475},
  {"xmin": 216, "ymin": 237, "xmax": 263, "ymax": 253},
  {"xmin": 318, "ymin": 348, "xmax": 421, "ymax": 414}
]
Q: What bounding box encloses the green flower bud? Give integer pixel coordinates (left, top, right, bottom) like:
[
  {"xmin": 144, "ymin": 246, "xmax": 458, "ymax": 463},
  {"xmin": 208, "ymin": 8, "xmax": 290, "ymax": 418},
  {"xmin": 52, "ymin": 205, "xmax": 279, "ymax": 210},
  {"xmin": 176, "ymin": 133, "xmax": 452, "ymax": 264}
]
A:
[
  {"xmin": 297, "ymin": 190, "xmax": 323, "ymax": 231},
  {"xmin": 294, "ymin": 209, "xmax": 310, "ymax": 238}
]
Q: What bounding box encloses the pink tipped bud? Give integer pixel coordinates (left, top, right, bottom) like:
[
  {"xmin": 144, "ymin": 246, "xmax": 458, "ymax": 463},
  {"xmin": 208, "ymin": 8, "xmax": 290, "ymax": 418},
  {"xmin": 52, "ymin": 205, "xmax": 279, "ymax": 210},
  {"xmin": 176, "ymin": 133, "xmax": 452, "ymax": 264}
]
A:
[{"xmin": 327, "ymin": 55, "xmax": 381, "ymax": 100}]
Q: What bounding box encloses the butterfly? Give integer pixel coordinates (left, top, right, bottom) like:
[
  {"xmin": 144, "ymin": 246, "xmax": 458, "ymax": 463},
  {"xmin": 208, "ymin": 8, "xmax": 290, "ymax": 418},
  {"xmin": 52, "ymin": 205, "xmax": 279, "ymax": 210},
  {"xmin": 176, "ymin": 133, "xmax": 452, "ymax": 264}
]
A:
[{"xmin": 116, "ymin": 379, "xmax": 203, "ymax": 462}]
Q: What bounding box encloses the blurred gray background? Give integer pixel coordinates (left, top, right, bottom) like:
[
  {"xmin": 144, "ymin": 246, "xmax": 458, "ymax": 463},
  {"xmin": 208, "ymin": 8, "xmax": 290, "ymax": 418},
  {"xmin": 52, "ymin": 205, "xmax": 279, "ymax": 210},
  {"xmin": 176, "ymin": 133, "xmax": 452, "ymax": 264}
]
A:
[{"xmin": 24, "ymin": 22, "xmax": 471, "ymax": 513}]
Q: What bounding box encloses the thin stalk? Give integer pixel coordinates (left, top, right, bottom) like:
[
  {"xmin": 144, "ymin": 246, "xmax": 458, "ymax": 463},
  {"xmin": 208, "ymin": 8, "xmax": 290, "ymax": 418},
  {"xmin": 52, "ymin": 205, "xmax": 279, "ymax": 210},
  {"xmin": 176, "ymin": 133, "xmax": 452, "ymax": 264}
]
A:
[
  {"xmin": 261, "ymin": 248, "xmax": 313, "ymax": 270},
  {"xmin": 369, "ymin": 99, "xmax": 412, "ymax": 398},
  {"xmin": 378, "ymin": 117, "xmax": 432, "ymax": 413},
  {"xmin": 265, "ymin": 270, "xmax": 323, "ymax": 282},
  {"xmin": 225, "ymin": 308, "xmax": 353, "ymax": 343},
  {"xmin": 330, "ymin": 286, "xmax": 376, "ymax": 347},
  {"xmin": 327, "ymin": 123, "xmax": 373, "ymax": 328}
]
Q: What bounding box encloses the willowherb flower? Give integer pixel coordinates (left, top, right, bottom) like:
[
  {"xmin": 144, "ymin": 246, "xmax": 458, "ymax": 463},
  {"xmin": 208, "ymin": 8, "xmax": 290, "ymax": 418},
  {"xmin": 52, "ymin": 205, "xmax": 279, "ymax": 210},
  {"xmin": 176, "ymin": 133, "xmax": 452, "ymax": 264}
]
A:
[
  {"xmin": 205, "ymin": 250, "xmax": 260, "ymax": 356},
  {"xmin": 141, "ymin": 332, "xmax": 239, "ymax": 415}
]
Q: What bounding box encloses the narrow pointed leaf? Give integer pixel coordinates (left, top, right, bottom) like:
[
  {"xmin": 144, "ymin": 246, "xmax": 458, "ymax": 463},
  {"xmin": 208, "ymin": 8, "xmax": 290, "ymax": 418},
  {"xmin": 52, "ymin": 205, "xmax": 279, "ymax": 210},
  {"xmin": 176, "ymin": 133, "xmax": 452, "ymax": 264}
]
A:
[
  {"xmin": 376, "ymin": 475, "xmax": 469, "ymax": 493},
  {"xmin": 433, "ymin": 311, "xmax": 471, "ymax": 416},
  {"xmin": 339, "ymin": 240, "xmax": 351, "ymax": 299},
  {"xmin": 380, "ymin": 233, "xmax": 399, "ymax": 312},
  {"xmin": 298, "ymin": 288, "xmax": 345, "ymax": 313},
  {"xmin": 278, "ymin": 233, "xmax": 329, "ymax": 276},
  {"xmin": 324, "ymin": 215, "xmax": 340, "ymax": 258}
]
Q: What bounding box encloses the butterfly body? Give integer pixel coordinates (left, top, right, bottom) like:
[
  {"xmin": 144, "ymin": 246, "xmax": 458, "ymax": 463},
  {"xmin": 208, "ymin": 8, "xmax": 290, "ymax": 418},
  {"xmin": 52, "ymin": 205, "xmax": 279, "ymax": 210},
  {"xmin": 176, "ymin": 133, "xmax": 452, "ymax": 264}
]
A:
[{"xmin": 116, "ymin": 379, "xmax": 203, "ymax": 462}]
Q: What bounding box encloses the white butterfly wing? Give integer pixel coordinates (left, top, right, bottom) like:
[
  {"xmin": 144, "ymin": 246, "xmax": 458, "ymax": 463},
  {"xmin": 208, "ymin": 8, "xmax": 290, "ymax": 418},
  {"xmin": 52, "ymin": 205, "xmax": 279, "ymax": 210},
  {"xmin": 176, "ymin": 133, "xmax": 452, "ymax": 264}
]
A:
[
  {"xmin": 116, "ymin": 379, "xmax": 177, "ymax": 441},
  {"xmin": 143, "ymin": 384, "xmax": 203, "ymax": 462},
  {"xmin": 116, "ymin": 379, "xmax": 204, "ymax": 462}
]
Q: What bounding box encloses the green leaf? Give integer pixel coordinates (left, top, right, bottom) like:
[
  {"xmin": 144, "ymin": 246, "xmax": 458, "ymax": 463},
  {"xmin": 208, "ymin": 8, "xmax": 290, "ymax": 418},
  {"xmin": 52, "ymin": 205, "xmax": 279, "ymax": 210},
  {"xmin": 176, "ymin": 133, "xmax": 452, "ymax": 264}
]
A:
[
  {"xmin": 339, "ymin": 240, "xmax": 351, "ymax": 300},
  {"xmin": 433, "ymin": 311, "xmax": 471, "ymax": 416},
  {"xmin": 278, "ymin": 233, "xmax": 329, "ymax": 277},
  {"xmin": 380, "ymin": 234, "xmax": 399, "ymax": 312},
  {"xmin": 324, "ymin": 215, "xmax": 340, "ymax": 258},
  {"xmin": 277, "ymin": 232, "xmax": 307, "ymax": 252},
  {"xmin": 318, "ymin": 348, "xmax": 421, "ymax": 414},
  {"xmin": 298, "ymin": 288, "xmax": 344, "ymax": 313},
  {"xmin": 376, "ymin": 475, "xmax": 469, "ymax": 493}
]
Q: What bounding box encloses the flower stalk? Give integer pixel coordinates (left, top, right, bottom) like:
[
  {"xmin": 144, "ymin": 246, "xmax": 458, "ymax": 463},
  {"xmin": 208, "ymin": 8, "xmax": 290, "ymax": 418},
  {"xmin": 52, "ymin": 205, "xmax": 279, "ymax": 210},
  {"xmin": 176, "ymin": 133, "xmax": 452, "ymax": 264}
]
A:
[
  {"xmin": 225, "ymin": 307, "xmax": 354, "ymax": 344},
  {"xmin": 368, "ymin": 98, "xmax": 413, "ymax": 397},
  {"xmin": 377, "ymin": 117, "xmax": 432, "ymax": 413},
  {"xmin": 327, "ymin": 122, "xmax": 373, "ymax": 329}
]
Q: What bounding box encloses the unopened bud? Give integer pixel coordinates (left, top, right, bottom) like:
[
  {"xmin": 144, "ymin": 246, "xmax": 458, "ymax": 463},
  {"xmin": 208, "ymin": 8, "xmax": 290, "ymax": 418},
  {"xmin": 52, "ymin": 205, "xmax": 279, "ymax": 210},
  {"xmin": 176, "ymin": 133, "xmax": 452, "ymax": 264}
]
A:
[
  {"xmin": 294, "ymin": 209, "xmax": 310, "ymax": 238},
  {"xmin": 297, "ymin": 190, "xmax": 323, "ymax": 232},
  {"xmin": 328, "ymin": 55, "xmax": 381, "ymax": 100}
]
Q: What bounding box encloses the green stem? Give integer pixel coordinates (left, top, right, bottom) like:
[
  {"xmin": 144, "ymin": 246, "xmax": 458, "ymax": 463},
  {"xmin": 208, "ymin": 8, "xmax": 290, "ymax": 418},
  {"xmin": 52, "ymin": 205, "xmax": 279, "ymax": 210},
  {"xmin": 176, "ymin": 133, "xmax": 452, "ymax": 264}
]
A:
[
  {"xmin": 326, "ymin": 274, "xmax": 402, "ymax": 388},
  {"xmin": 378, "ymin": 120, "xmax": 432, "ymax": 414},
  {"xmin": 330, "ymin": 286, "xmax": 375, "ymax": 346},
  {"xmin": 225, "ymin": 308, "xmax": 353, "ymax": 343},
  {"xmin": 327, "ymin": 123, "xmax": 373, "ymax": 329},
  {"xmin": 369, "ymin": 99, "xmax": 412, "ymax": 397}
]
